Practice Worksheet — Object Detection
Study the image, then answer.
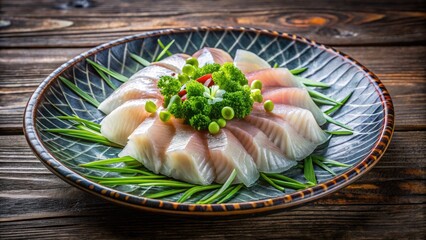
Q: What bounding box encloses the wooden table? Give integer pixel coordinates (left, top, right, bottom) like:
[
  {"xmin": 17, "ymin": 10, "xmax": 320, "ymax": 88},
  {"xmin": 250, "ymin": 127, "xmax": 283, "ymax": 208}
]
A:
[{"xmin": 1, "ymin": 0, "xmax": 425, "ymax": 238}]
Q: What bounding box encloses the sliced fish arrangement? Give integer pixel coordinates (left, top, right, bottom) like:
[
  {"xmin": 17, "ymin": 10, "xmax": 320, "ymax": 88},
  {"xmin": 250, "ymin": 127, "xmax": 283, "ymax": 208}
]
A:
[{"xmin": 98, "ymin": 48, "xmax": 331, "ymax": 186}]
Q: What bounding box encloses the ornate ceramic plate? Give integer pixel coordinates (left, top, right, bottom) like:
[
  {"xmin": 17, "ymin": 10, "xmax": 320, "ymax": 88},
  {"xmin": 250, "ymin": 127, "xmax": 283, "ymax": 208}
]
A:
[{"xmin": 24, "ymin": 27, "xmax": 394, "ymax": 216}]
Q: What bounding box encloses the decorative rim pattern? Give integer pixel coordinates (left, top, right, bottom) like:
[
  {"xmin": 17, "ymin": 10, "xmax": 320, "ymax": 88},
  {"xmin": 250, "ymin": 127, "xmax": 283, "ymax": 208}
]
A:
[{"xmin": 24, "ymin": 26, "xmax": 395, "ymax": 216}]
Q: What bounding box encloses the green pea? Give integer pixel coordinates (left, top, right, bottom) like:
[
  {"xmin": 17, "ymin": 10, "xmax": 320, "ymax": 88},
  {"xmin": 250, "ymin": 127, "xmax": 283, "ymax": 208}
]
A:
[
  {"xmin": 182, "ymin": 64, "xmax": 196, "ymax": 77},
  {"xmin": 221, "ymin": 107, "xmax": 235, "ymax": 120},
  {"xmin": 264, "ymin": 100, "xmax": 274, "ymax": 112},
  {"xmin": 145, "ymin": 101, "xmax": 157, "ymax": 113},
  {"xmin": 159, "ymin": 110, "xmax": 171, "ymax": 122},
  {"xmin": 178, "ymin": 74, "xmax": 190, "ymax": 84},
  {"xmin": 208, "ymin": 122, "xmax": 220, "ymax": 135},
  {"xmin": 243, "ymin": 85, "xmax": 251, "ymax": 92},
  {"xmin": 250, "ymin": 89, "xmax": 263, "ymax": 103},
  {"xmin": 251, "ymin": 80, "xmax": 262, "ymax": 90},
  {"xmin": 185, "ymin": 57, "xmax": 199, "ymax": 68},
  {"xmin": 217, "ymin": 118, "xmax": 226, "ymax": 128}
]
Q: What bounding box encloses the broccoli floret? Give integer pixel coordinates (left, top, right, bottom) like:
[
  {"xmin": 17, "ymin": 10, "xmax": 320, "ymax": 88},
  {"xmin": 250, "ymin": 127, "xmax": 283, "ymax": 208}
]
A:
[
  {"xmin": 186, "ymin": 80, "xmax": 205, "ymax": 98},
  {"xmin": 224, "ymin": 90, "xmax": 253, "ymax": 118},
  {"xmin": 157, "ymin": 76, "xmax": 181, "ymax": 105},
  {"xmin": 168, "ymin": 102, "xmax": 183, "ymax": 119},
  {"xmin": 194, "ymin": 63, "xmax": 221, "ymax": 79},
  {"xmin": 182, "ymin": 96, "xmax": 211, "ymax": 119},
  {"xmin": 212, "ymin": 63, "xmax": 248, "ymax": 92},
  {"xmin": 210, "ymin": 100, "xmax": 227, "ymax": 120},
  {"xmin": 189, "ymin": 114, "xmax": 211, "ymax": 130}
]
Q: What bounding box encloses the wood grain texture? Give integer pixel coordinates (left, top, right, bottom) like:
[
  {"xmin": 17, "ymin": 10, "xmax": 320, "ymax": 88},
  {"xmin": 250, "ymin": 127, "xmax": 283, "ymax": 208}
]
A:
[
  {"xmin": 0, "ymin": 132, "xmax": 424, "ymax": 239},
  {"xmin": 0, "ymin": 0, "xmax": 425, "ymax": 47},
  {"xmin": 1, "ymin": 46, "xmax": 425, "ymax": 133}
]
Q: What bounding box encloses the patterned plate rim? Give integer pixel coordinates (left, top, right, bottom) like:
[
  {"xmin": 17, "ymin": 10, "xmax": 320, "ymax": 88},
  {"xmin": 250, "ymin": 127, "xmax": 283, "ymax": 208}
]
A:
[{"xmin": 23, "ymin": 26, "xmax": 395, "ymax": 216}]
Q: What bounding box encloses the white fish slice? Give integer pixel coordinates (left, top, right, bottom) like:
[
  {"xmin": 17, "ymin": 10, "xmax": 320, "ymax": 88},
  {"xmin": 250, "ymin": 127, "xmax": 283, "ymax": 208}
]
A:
[
  {"xmin": 100, "ymin": 99, "xmax": 159, "ymax": 146},
  {"xmin": 207, "ymin": 129, "xmax": 259, "ymax": 187},
  {"xmin": 246, "ymin": 68, "xmax": 305, "ymax": 88},
  {"xmin": 161, "ymin": 122, "xmax": 215, "ymax": 185},
  {"xmin": 262, "ymin": 87, "xmax": 327, "ymax": 125},
  {"xmin": 193, "ymin": 47, "xmax": 233, "ymax": 67},
  {"xmin": 252, "ymin": 105, "xmax": 329, "ymax": 144},
  {"xmin": 151, "ymin": 53, "xmax": 190, "ymax": 73},
  {"xmin": 226, "ymin": 120, "xmax": 296, "ymax": 173},
  {"xmin": 129, "ymin": 64, "xmax": 177, "ymax": 81},
  {"xmin": 234, "ymin": 49, "xmax": 271, "ymax": 74},
  {"xmin": 245, "ymin": 114, "xmax": 318, "ymax": 161},
  {"xmin": 118, "ymin": 113, "xmax": 175, "ymax": 174},
  {"xmin": 98, "ymin": 77, "xmax": 162, "ymax": 114}
]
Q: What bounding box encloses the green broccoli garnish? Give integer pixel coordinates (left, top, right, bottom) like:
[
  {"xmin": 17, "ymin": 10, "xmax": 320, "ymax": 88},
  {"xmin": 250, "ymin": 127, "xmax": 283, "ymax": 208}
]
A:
[
  {"xmin": 212, "ymin": 63, "xmax": 248, "ymax": 92},
  {"xmin": 182, "ymin": 96, "xmax": 211, "ymax": 117},
  {"xmin": 186, "ymin": 80, "xmax": 205, "ymax": 98},
  {"xmin": 222, "ymin": 90, "xmax": 253, "ymax": 118},
  {"xmin": 189, "ymin": 114, "xmax": 211, "ymax": 130},
  {"xmin": 194, "ymin": 63, "xmax": 221, "ymax": 79},
  {"xmin": 157, "ymin": 76, "xmax": 181, "ymax": 105}
]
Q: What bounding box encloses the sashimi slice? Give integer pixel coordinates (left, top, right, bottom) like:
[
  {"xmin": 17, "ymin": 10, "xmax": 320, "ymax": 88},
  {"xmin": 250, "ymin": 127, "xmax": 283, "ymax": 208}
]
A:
[
  {"xmin": 151, "ymin": 53, "xmax": 190, "ymax": 73},
  {"xmin": 252, "ymin": 105, "xmax": 329, "ymax": 144},
  {"xmin": 100, "ymin": 99, "xmax": 158, "ymax": 146},
  {"xmin": 207, "ymin": 129, "xmax": 259, "ymax": 187},
  {"xmin": 246, "ymin": 68, "xmax": 304, "ymax": 88},
  {"xmin": 226, "ymin": 120, "xmax": 296, "ymax": 173},
  {"xmin": 98, "ymin": 77, "xmax": 162, "ymax": 114},
  {"xmin": 263, "ymin": 88, "xmax": 327, "ymax": 125},
  {"xmin": 234, "ymin": 49, "xmax": 271, "ymax": 74},
  {"xmin": 193, "ymin": 47, "xmax": 233, "ymax": 67},
  {"xmin": 129, "ymin": 64, "xmax": 176, "ymax": 82},
  {"xmin": 245, "ymin": 115, "xmax": 318, "ymax": 161},
  {"xmin": 118, "ymin": 114, "xmax": 175, "ymax": 173},
  {"xmin": 161, "ymin": 122, "xmax": 215, "ymax": 185}
]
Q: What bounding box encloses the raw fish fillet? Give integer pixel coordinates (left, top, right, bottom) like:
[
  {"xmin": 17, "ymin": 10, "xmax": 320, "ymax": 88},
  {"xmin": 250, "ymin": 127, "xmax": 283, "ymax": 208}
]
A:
[
  {"xmin": 151, "ymin": 53, "xmax": 190, "ymax": 73},
  {"xmin": 234, "ymin": 49, "xmax": 271, "ymax": 74},
  {"xmin": 129, "ymin": 64, "xmax": 176, "ymax": 81},
  {"xmin": 161, "ymin": 122, "xmax": 215, "ymax": 185},
  {"xmin": 245, "ymin": 114, "xmax": 318, "ymax": 160},
  {"xmin": 98, "ymin": 77, "xmax": 162, "ymax": 114},
  {"xmin": 118, "ymin": 114, "xmax": 175, "ymax": 173},
  {"xmin": 262, "ymin": 88, "xmax": 327, "ymax": 125},
  {"xmin": 252, "ymin": 105, "xmax": 329, "ymax": 144},
  {"xmin": 100, "ymin": 99, "xmax": 158, "ymax": 146},
  {"xmin": 207, "ymin": 129, "xmax": 259, "ymax": 187},
  {"xmin": 226, "ymin": 120, "xmax": 296, "ymax": 173},
  {"xmin": 246, "ymin": 68, "xmax": 304, "ymax": 88},
  {"xmin": 193, "ymin": 47, "xmax": 233, "ymax": 67}
]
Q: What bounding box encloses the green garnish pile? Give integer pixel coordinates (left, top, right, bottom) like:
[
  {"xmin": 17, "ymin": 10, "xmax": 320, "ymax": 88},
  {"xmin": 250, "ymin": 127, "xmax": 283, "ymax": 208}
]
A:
[{"xmin": 156, "ymin": 59, "xmax": 264, "ymax": 134}]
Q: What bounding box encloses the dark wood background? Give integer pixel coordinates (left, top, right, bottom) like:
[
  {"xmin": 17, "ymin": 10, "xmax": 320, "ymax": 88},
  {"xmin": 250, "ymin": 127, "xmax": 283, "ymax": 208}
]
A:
[{"xmin": 0, "ymin": 0, "xmax": 425, "ymax": 239}]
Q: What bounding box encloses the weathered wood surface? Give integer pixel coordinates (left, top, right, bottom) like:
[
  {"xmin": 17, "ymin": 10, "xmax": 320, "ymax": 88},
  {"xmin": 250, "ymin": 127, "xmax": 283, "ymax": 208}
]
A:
[{"xmin": 0, "ymin": 0, "xmax": 425, "ymax": 239}]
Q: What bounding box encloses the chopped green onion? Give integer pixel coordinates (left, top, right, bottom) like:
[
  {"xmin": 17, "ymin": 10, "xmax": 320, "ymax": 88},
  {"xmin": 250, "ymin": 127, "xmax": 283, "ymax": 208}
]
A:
[
  {"xmin": 90, "ymin": 61, "xmax": 117, "ymax": 90},
  {"xmin": 324, "ymin": 91, "xmax": 353, "ymax": 115},
  {"xmin": 197, "ymin": 169, "xmax": 237, "ymax": 204},
  {"xmin": 58, "ymin": 115, "xmax": 101, "ymax": 132},
  {"xmin": 59, "ymin": 76, "xmax": 100, "ymax": 107},
  {"xmin": 157, "ymin": 39, "xmax": 173, "ymax": 57},
  {"xmin": 325, "ymin": 130, "xmax": 353, "ymax": 135},
  {"xmin": 156, "ymin": 39, "xmax": 175, "ymax": 61},
  {"xmin": 86, "ymin": 59, "xmax": 128, "ymax": 82},
  {"xmin": 221, "ymin": 106, "xmax": 235, "ymax": 120},
  {"xmin": 83, "ymin": 165, "xmax": 157, "ymax": 176},
  {"xmin": 304, "ymin": 156, "xmax": 317, "ymax": 184},
  {"xmin": 44, "ymin": 128, "xmax": 121, "ymax": 148},
  {"xmin": 264, "ymin": 100, "xmax": 274, "ymax": 112},
  {"xmin": 217, "ymin": 118, "xmax": 227, "ymax": 128},
  {"xmin": 79, "ymin": 156, "xmax": 137, "ymax": 167},
  {"xmin": 308, "ymin": 89, "xmax": 340, "ymax": 105},
  {"xmin": 177, "ymin": 185, "xmax": 221, "ymax": 203},
  {"xmin": 185, "ymin": 57, "xmax": 199, "ymax": 68},
  {"xmin": 208, "ymin": 122, "xmax": 220, "ymax": 135},
  {"xmin": 297, "ymin": 77, "xmax": 330, "ymax": 88},
  {"xmin": 145, "ymin": 101, "xmax": 157, "ymax": 113},
  {"xmin": 260, "ymin": 173, "xmax": 285, "ymax": 191},
  {"xmin": 159, "ymin": 110, "xmax": 171, "ymax": 122},
  {"xmin": 312, "ymin": 97, "xmax": 338, "ymax": 106},
  {"xmin": 182, "ymin": 64, "xmax": 196, "ymax": 77},
  {"xmin": 263, "ymin": 173, "xmax": 305, "ymax": 185},
  {"xmin": 273, "ymin": 63, "xmax": 279, "ymax": 68},
  {"xmin": 145, "ymin": 189, "xmax": 187, "ymax": 199},
  {"xmin": 130, "ymin": 53, "xmax": 151, "ymax": 67},
  {"xmin": 251, "ymin": 80, "xmax": 262, "ymax": 90},
  {"xmin": 289, "ymin": 67, "xmax": 308, "ymax": 75},
  {"xmin": 216, "ymin": 184, "xmax": 243, "ymax": 204},
  {"xmin": 270, "ymin": 179, "xmax": 307, "ymax": 189},
  {"xmin": 323, "ymin": 114, "xmax": 353, "ymax": 131},
  {"xmin": 312, "ymin": 158, "xmax": 337, "ymax": 176},
  {"xmin": 310, "ymin": 155, "xmax": 352, "ymax": 168}
]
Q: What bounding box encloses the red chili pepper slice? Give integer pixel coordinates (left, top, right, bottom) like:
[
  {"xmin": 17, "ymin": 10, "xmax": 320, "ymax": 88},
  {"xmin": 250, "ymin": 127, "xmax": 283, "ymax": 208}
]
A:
[
  {"xmin": 196, "ymin": 73, "xmax": 213, "ymax": 84},
  {"xmin": 178, "ymin": 89, "xmax": 187, "ymax": 97}
]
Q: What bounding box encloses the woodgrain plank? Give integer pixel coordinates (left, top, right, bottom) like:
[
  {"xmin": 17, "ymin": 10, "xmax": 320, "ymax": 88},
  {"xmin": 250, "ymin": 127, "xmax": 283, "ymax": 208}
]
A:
[
  {"xmin": 0, "ymin": 0, "xmax": 425, "ymax": 47},
  {"xmin": 1, "ymin": 46, "xmax": 424, "ymax": 133},
  {"xmin": 0, "ymin": 132, "xmax": 424, "ymax": 239}
]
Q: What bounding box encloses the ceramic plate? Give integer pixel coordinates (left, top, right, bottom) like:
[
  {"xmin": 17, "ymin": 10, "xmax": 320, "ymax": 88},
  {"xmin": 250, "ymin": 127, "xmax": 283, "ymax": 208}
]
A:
[{"xmin": 24, "ymin": 27, "xmax": 394, "ymax": 216}]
